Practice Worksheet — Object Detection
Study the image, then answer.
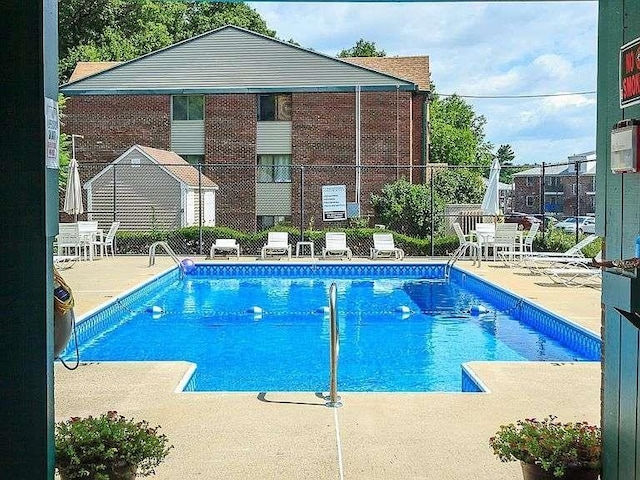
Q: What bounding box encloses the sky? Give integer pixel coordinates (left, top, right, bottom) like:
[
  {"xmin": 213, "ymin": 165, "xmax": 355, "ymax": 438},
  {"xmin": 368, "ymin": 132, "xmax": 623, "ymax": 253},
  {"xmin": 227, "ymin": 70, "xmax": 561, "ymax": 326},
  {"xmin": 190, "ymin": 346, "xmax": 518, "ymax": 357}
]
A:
[{"xmin": 248, "ymin": 1, "xmax": 598, "ymax": 165}]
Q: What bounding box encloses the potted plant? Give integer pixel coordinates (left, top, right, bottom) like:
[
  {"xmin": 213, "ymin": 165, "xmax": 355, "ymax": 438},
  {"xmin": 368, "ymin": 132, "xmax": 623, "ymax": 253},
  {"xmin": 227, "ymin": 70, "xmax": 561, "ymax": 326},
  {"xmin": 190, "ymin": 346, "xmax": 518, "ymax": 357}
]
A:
[
  {"xmin": 489, "ymin": 415, "xmax": 601, "ymax": 480},
  {"xmin": 55, "ymin": 411, "xmax": 173, "ymax": 479}
]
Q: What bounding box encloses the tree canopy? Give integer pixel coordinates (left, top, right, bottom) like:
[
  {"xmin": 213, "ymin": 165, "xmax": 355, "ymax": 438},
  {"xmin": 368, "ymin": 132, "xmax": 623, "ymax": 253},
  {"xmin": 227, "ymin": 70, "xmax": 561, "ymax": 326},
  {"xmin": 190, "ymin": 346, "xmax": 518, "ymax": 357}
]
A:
[
  {"xmin": 337, "ymin": 39, "xmax": 386, "ymax": 58},
  {"xmin": 58, "ymin": 0, "xmax": 276, "ymax": 82},
  {"xmin": 496, "ymin": 144, "xmax": 516, "ymax": 165},
  {"xmin": 429, "ymin": 91, "xmax": 493, "ymax": 167}
]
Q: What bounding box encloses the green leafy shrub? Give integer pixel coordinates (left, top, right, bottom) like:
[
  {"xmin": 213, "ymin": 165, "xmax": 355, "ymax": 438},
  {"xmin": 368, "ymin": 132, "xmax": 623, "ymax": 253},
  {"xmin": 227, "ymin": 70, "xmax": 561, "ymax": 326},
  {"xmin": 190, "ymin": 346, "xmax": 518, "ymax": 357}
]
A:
[
  {"xmin": 55, "ymin": 411, "xmax": 173, "ymax": 480},
  {"xmin": 489, "ymin": 415, "xmax": 601, "ymax": 478}
]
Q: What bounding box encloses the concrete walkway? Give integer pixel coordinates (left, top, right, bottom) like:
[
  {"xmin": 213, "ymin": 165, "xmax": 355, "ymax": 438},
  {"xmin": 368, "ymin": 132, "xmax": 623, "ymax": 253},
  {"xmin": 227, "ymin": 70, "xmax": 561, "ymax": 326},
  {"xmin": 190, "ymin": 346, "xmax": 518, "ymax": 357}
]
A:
[{"xmin": 54, "ymin": 256, "xmax": 602, "ymax": 480}]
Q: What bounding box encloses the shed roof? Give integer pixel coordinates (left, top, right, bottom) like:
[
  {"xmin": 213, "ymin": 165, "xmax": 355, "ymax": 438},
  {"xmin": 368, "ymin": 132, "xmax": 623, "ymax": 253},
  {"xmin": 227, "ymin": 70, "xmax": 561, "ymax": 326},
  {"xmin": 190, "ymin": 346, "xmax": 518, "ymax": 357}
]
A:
[
  {"xmin": 69, "ymin": 62, "xmax": 122, "ymax": 82},
  {"xmin": 84, "ymin": 145, "xmax": 219, "ymax": 189},
  {"xmin": 60, "ymin": 25, "xmax": 419, "ymax": 95},
  {"xmin": 341, "ymin": 56, "xmax": 430, "ymax": 91}
]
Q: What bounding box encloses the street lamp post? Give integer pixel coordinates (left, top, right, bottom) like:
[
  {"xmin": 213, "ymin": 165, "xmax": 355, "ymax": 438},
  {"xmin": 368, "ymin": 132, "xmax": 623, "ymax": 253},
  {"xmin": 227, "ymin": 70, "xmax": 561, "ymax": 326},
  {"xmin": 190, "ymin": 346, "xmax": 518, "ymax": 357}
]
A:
[{"xmin": 71, "ymin": 134, "xmax": 84, "ymax": 160}]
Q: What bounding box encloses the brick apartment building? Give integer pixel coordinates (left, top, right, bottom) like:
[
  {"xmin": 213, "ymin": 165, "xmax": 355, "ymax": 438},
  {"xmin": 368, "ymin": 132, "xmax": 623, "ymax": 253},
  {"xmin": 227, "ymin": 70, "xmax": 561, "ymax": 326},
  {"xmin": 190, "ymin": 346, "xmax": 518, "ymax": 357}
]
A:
[
  {"xmin": 511, "ymin": 152, "xmax": 596, "ymax": 217},
  {"xmin": 60, "ymin": 25, "xmax": 430, "ymax": 232}
]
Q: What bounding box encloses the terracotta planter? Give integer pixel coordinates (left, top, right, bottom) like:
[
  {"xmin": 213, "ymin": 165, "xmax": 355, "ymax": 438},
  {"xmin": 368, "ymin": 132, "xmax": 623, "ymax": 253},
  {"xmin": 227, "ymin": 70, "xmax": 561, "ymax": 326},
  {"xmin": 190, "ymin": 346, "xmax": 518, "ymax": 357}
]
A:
[{"xmin": 521, "ymin": 462, "xmax": 600, "ymax": 480}]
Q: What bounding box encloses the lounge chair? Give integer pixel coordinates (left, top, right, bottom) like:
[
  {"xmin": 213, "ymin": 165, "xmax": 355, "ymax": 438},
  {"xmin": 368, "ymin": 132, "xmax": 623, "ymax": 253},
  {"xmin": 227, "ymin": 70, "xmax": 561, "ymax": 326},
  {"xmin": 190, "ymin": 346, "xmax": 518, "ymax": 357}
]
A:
[
  {"xmin": 370, "ymin": 233, "xmax": 404, "ymax": 260},
  {"xmin": 522, "ymin": 235, "xmax": 600, "ymax": 274},
  {"xmin": 322, "ymin": 232, "xmax": 352, "ymax": 260},
  {"xmin": 210, "ymin": 238, "xmax": 240, "ymax": 259},
  {"xmin": 261, "ymin": 232, "xmax": 292, "ymax": 260},
  {"xmin": 542, "ymin": 260, "xmax": 602, "ymax": 287}
]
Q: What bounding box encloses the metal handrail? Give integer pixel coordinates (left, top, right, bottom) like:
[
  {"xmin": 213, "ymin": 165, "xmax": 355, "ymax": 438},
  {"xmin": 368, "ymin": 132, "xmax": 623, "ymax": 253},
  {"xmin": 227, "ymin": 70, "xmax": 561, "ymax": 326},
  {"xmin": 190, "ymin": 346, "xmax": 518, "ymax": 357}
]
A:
[
  {"xmin": 326, "ymin": 282, "xmax": 342, "ymax": 408},
  {"xmin": 148, "ymin": 241, "xmax": 183, "ymax": 278}
]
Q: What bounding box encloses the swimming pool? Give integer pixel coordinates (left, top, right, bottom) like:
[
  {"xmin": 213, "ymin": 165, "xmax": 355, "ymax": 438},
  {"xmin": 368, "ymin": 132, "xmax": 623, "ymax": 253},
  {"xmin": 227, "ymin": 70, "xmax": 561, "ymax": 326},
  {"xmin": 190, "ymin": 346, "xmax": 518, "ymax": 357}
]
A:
[{"xmin": 68, "ymin": 263, "xmax": 601, "ymax": 393}]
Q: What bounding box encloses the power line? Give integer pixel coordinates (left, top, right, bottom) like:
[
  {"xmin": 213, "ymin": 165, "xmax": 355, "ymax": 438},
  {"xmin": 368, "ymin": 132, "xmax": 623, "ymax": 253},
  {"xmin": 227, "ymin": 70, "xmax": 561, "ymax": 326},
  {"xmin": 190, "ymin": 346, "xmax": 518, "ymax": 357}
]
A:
[{"xmin": 439, "ymin": 90, "xmax": 596, "ymax": 99}]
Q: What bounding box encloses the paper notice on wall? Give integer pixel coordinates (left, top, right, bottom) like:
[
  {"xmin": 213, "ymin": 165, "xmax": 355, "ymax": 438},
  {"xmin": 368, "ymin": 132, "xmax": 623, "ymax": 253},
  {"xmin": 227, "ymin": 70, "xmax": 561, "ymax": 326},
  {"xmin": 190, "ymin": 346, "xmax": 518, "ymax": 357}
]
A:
[
  {"xmin": 45, "ymin": 97, "xmax": 59, "ymax": 169},
  {"xmin": 322, "ymin": 185, "xmax": 347, "ymax": 221}
]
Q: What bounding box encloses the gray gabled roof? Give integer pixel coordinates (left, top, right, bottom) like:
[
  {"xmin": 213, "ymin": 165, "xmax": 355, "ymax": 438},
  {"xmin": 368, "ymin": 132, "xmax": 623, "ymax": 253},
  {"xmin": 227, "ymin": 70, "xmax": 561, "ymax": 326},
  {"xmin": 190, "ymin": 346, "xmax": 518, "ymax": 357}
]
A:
[
  {"xmin": 84, "ymin": 145, "xmax": 219, "ymax": 189},
  {"xmin": 512, "ymin": 151, "xmax": 597, "ymax": 177},
  {"xmin": 60, "ymin": 25, "xmax": 417, "ymax": 95}
]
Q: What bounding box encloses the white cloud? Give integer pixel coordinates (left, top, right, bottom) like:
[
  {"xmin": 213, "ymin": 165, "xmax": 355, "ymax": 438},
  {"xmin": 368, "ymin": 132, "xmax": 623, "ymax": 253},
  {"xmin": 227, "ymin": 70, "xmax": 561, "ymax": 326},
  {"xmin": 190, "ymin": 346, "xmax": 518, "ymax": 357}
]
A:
[{"xmin": 249, "ymin": 1, "xmax": 598, "ymax": 165}]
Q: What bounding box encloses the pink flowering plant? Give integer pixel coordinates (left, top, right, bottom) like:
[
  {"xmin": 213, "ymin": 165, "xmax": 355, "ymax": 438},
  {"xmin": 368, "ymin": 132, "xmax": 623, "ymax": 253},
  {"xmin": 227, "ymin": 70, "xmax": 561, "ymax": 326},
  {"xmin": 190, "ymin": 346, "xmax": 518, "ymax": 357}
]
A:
[
  {"xmin": 488, "ymin": 415, "xmax": 601, "ymax": 478},
  {"xmin": 55, "ymin": 411, "xmax": 173, "ymax": 480}
]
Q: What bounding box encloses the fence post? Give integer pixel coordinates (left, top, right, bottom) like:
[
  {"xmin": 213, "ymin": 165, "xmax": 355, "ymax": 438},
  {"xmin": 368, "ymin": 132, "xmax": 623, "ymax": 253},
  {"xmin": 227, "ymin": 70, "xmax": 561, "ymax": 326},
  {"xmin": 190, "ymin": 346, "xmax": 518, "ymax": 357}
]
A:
[
  {"xmin": 198, "ymin": 163, "xmax": 203, "ymax": 256},
  {"xmin": 540, "ymin": 162, "xmax": 545, "ymax": 243},
  {"xmin": 575, "ymin": 158, "xmax": 579, "ymax": 244},
  {"xmin": 300, "ymin": 166, "xmax": 305, "ymax": 241},
  {"xmin": 112, "ymin": 163, "xmax": 117, "ymax": 223},
  {"xmin": 430, "ymin": 165, "xmax": 434, "ymax": 257}
]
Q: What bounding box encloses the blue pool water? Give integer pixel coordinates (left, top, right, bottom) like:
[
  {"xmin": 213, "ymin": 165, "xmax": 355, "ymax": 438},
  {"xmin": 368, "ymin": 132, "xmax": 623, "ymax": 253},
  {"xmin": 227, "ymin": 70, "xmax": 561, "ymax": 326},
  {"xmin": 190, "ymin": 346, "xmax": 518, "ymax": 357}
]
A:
[{"xmin": 69, "ymin": 264, "xmax": 601, "ymax": 392}]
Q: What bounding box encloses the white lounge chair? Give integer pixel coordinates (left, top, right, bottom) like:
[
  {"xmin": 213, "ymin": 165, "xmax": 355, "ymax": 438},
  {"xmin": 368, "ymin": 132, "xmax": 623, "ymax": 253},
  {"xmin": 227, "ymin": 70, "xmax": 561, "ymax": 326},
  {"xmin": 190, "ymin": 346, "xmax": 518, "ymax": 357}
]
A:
[
  {"xmin": 542, "ymin": 260, "xmax": 602, "ymax": 287},
  {"xmin": 522, "ymin": 235, "xmax": 600, "ymax": 274},
  {"xmin": 261, "ymin": 232, "xmax": 291, "ymax": 260},
  {"xmin": 210, "ymin": 238, "xmax": 240, "ymax": 259},
  {"xmin": 322, "ymin": 232, "xmax": 352, "ymax": 260},
  {"xmin": 370, "ymin": 233, "xmax": 404, "ymax": 260}
]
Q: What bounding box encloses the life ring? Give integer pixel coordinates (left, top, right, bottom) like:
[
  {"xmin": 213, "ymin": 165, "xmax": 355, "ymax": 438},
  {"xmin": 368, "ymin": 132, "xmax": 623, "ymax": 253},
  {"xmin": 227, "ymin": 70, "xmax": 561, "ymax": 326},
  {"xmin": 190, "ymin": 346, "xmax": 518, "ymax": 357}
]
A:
[{"xmin": 53, "ymin": 267, "xmax": 75, "ymax": 357}]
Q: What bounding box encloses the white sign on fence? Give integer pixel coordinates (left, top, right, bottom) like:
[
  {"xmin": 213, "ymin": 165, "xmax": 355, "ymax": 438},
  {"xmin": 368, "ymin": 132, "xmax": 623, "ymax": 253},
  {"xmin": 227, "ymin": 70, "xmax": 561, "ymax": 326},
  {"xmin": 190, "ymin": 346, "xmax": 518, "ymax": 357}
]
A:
[{"xmin": 322, "ymin": 185, "xmax": 347, "ymax": 221}]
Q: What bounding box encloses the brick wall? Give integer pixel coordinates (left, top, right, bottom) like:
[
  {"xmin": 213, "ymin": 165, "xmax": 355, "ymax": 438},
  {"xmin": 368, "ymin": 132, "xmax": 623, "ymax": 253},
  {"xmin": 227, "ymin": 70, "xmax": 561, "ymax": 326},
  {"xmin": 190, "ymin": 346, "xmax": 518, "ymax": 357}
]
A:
[
  {"xmin": 291, "ymin": 91, "xmax": 416, "ymax": 229},
  {"xmin": 204, "ymin": 94, "xmax": 257, "ymax": 231},
  {"xmin": 63, "ymin": 95, "xmax": 170, "ymax": 166}
]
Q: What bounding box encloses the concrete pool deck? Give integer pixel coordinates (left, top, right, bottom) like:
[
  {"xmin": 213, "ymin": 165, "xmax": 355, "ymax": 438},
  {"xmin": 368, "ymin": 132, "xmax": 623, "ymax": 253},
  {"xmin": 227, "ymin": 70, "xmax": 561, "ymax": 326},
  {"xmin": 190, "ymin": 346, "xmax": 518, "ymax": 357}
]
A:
[{"xmin": 54, "ymin": 255, "xmax": 601, "ymax": 479}]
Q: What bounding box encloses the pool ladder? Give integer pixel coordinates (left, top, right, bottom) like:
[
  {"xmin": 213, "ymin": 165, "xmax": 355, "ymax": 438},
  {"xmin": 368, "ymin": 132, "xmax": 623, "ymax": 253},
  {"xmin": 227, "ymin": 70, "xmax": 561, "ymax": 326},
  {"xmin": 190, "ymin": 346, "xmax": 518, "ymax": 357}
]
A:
[
  {"xmin": 326, "ymin": 283, "xmax": 342, "ymax": 408},
  {"xmin": 148, "ymin": 241, "xmax": 185, "ymax": 277}
]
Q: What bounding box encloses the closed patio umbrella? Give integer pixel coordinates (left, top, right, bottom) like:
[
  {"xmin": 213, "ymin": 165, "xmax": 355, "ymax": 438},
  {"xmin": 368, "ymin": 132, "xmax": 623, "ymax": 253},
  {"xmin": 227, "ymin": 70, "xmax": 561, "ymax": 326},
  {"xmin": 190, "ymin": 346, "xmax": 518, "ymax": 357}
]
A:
[
  {"xmin": 481, "ymin": 157, "xmax": 501, "ymax": 218},
  {"xmin": 63, "ymin": 157, "xmax": 83, "ymax": 221}
]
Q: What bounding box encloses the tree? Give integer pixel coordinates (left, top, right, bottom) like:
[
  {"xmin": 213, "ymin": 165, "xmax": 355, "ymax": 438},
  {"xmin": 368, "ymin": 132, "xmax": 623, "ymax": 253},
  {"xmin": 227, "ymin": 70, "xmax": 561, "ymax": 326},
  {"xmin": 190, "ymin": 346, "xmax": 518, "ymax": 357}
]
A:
[
  {"xmin": 429, "ymin": 91, "xmax": 493, "ymax": 167},
  {"xmin": 370, "ymin": 180, "xmax": 444, "ymax": 237},
  {"xmin": 58, "ymin": 0, "xmax": 276, "ymax": 82},
  {"xmin": 58, "ymin": 94, "xmax": 71, "ymax": 193},
  {"xmin": 337, "ymin": 39, "xmax": 386, "ymax": 58},
  {"xmin": 433, "ymin": 168, "xmax": 485, "ymax": 205},
  {"xmin": 496, "ymin": 144, "xmax": 515, "ymax": 165}
]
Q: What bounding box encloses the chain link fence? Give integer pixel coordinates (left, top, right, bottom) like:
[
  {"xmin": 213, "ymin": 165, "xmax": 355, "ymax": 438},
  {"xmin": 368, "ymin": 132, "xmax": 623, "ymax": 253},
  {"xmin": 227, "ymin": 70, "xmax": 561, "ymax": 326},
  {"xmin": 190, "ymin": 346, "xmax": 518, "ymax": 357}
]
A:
[{"xmin": 60, "ymin": 157, "xmax": 598, "ymax": 258}]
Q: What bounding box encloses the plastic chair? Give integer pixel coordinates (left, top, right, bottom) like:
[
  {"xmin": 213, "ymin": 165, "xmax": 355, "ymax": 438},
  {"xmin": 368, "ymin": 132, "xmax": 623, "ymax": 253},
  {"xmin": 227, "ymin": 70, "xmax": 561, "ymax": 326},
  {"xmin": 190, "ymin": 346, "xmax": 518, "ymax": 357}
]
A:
[
  {"xmin": 92, "ymin": 221, "xmax": 120, "ymax": 258},
  {"xmin": 370, "ymin": 233, "xmax": 404, "ymax": 260},
  {"xmin": 210, "ymin": 239, "xmax": 240, "ymax": 259},
  {"xmin": 261, "ymin": 232, "xmax": 292, "ymax": 260},
  {"xmin": 322, "ymin": 232, "xmax": 352, "ymax": 260}
]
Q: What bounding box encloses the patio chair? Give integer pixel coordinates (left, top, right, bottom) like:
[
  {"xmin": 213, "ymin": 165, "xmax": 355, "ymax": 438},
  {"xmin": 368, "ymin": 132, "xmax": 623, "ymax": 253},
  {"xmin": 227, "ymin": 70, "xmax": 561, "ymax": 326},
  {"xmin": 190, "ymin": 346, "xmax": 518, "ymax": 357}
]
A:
[
  {"xmin": 77, "ymin": 220, "xmax": 100, "ymax": 260},
  {"xmin": 453, "ymin": 222, "xmax": 480, "ymax": 262},
  {"xmin": 210, "ymin": 238, "xmax": 240, "ymax": 259},
  {"xmin": 261, "ymin": 232, "xmax": 292, "ymax": 260},
  {"xmin": 92, "ymin": 221, "xmax": 120, "ymax": 258},
  {"xmin": 492, "ymin": 223, "xmax": 519, "ymax": 262},
  {"xmin": 55, "ymin": 223, "xmax": 83, "ymax": 259},
  {"xmin": 370, "ymin": 233, "xmax": 404, "ymax": 260},
  {"xmin": 322, "ymin": 232, "xmax": 353, "ymax": 260}
]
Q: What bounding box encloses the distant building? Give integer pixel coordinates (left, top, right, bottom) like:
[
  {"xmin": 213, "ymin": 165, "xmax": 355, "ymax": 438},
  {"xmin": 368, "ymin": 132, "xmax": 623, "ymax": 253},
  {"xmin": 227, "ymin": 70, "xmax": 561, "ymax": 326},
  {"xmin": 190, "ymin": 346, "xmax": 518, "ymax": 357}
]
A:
[{"xmin": 511, "ymin": 151, "xmax": 596, "ymax": 216}]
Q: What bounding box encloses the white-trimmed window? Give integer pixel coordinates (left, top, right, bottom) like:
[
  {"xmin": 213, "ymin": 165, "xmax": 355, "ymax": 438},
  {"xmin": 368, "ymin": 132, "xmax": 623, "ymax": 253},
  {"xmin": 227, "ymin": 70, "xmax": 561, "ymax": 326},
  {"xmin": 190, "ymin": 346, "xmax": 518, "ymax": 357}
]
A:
[
  {"xmin": 172, "ymin": 95, "xmax": 204, "ymax": 121},
  {"xmin": 257, "ymin": 154, "xmax": 291, "ymax": 183},
  {"xmin": 526, "ymin": 176, "xmax": 535, "ymax": 187}
]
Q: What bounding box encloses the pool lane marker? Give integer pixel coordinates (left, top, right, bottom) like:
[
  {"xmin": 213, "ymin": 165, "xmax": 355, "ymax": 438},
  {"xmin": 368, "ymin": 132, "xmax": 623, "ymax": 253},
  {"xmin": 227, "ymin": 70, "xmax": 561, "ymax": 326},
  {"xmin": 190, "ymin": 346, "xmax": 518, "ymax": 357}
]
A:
[{"xmin": 333, "ymin": 407, "xmax": 345, "ymax": 480}]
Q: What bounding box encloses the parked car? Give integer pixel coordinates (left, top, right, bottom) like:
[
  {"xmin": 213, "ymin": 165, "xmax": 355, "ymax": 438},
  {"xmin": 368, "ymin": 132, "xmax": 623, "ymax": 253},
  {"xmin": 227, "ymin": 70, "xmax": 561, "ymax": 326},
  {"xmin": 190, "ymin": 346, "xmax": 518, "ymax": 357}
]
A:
[
  {"xmin": 532, "ymin": 214, "xmax": 558, "ymax": 230},
  {"xmin": 554, "ymin": 216, "xmax": 595, "ymax": 234},
  {"xmin": 503, "ymin": 212, "xmax": 542, "ymax": 230}
]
